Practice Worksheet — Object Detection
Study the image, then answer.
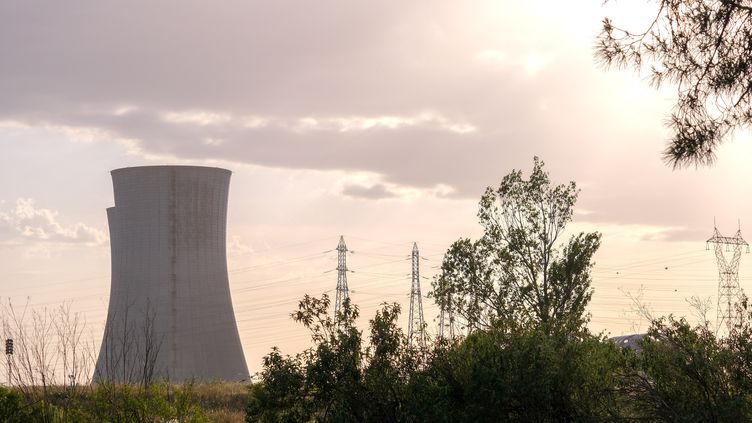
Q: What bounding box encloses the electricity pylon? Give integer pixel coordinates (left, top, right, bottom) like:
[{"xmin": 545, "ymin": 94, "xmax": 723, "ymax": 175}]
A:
[
  {"xmin": 334, "ymin": 236, "xmax": 349, "ymax": 322},
  {"xmin": 408, "ymin": 242, "xmax": 426, "ymax": 348},
  {"xmin": 707, "ymin": 224, "xmax": 749, "ymax": 332}
]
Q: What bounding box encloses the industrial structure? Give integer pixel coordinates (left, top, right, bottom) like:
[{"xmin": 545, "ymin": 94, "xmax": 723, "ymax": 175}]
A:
[
  {"xmin": 408, "ymin": 243, "xmax": 426, "ymax": 348},
  {"xmin": 334, "ymin": 236, "xmax": 350, "ymax": 322},
  {"xmin": 610, "ymin": 334, "xmax": 645, "ymax": 351},
  {"xmin": 94, "ymin": 166, "xmax": 249, "ymax": 383},
  {"xmin": 707, "ymin": 224, "xmax": 749, "ymax": 332}
]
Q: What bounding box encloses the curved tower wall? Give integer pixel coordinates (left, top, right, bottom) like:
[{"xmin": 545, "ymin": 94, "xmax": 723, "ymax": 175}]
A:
[{"xmin": 95, "ymin": 166, "xmax": 249, "ymax": 382}]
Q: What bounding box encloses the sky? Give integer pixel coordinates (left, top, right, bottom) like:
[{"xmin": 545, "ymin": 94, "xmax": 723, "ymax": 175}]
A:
[{"xmin": 2, "ymin": 1, "xmax": 752, "ymax": 376}]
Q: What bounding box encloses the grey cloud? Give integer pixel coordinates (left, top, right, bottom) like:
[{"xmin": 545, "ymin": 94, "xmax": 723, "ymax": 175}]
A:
[
  {"xmin": 0, "ymin": 1, "xmax": 481, "ymax": 117},
  {"xmin": 6, "ymin": 102, "xmax": 550, "ymax": 199},
  {"xmin": 341, "ymin": 183, "xmax": 397, "ymax": 200},
  {"xmin": 0, "ymin": 0, "xmax": 728, "ymax": 235}
]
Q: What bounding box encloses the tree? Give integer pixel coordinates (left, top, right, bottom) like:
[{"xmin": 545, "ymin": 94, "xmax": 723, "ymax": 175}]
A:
[
  {"xmin": 1, "ymin": 300, "xmax": 97, "ymax": 422},
  {"xmin": 622, "ymin": 315, "xmax": 752, "ymax": 421},
  {"xmin": 93, "ymin": 299, "xmax": 163, "ymax": 387},
  {"xmin": 433, "ymin": 157, "xmax": 601, "ymax": 335},
  {"xmin": 597, "ymin": 0, "xmax": 752, "ymax": 167},
  {"xmin": 247, "ymin": 295, "xmax": 421, "ymax": 423},
  {"xmin": 404, "ymin": 327, "xmax": 626, "ymax": 422},
  {"xmin": 725, "ymin": 298, "xmax": 752, "ymax": 396}
]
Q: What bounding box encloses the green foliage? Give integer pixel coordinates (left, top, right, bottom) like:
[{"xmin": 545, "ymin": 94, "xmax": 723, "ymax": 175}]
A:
[
  {"xmin": 0, "ymin": 382, "xmax": 209, "ymax": 423},
  {"xmin": 247, "ymin": 296, "xmax": 424, "ymax": 423},
  {"xmin": 247, "ymin": 293, "xmax": 628, "ymax": 422},
  {"xmin": 246, "ymin": 349, "xmax": 309, "ymax": 422},
  {"xmin": 726, "ymin": 300, "xmax": 752, "ymax": 396},
  {"xmin": 405, "ymin": 328, "xmax": 624, "ymax": 422},
  {"xmin": 362, "ymin": 302, "xmax": 419, "ymax": 422},
  {"xmin": 0, "ymin": 386, "xmax": 43, "ymax": 422},
  {"xmin": 89, "ymin": 381, "xmax": 209, "ymax": 423},
  {"xmin": 433, "ymin": 157, "xmax": 601, "ymax": 335},
  {"xmin": 623, "ymin": 315, "xmax": 752, "ymax": 422},
  {"xmin": 249, "ymin": 298, "xmax": 752, "ymax": 422},
  {"xmin": 248, "ymin": 274, "xmax": 752, "ymax": 423}
]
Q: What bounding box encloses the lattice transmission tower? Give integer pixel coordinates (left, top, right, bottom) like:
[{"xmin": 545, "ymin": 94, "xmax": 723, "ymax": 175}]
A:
[
  {"xmin": 707, "ymin": 224, "xmax": 749, "ymax": 332},
  {"xmin": 334, "ymin": 235, "xmax": 350, "ymax": 321},
  {"xmin": 408, "ymin": 242, "xmax": 426, "ymax": 348}
]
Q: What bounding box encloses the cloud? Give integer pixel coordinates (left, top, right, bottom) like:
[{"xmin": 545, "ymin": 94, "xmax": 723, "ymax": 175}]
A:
[
  {"xmin": 227, "ymin": 235, "xmax": 255, "ymax": 257},
  {"xmin": 0, "ymin": 0, "xmax": 724, "ymax": 235},
  {"xmin": 0, "ymin": 199, "xmax": 107, "ymax": 246},
  {"xmin": 639, "ymin": 228, "xmax": 713, "ymax": 243},
  {"xmin": 0, "ymin": 1, "xmax": 587, "ymax": 197},
  {"xmin": 475, "ymin": 49, "xmax": 553, "ymax": 76},
  {"xmin": 341, "ymin": 183, "xmax": 397, "ymax": 200}
]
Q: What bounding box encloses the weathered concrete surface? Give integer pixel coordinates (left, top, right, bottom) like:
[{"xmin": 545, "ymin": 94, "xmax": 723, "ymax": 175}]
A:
[{"xmin": 95, "ymin": 166, "xmax": 249, "ymax": 382}]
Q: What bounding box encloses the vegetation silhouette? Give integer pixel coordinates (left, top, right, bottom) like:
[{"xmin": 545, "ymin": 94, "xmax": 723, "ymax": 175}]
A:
[
  {"xmin": 247, "ymin": 159, "xmax": 752, "ymax": 422},
  {"xmin": 597, "ymin": 0, "xmax": 752, "ymax": 167}
]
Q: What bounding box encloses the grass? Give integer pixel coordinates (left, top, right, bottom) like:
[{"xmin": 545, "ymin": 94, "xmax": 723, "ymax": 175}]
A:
[
  {"xmin": 192, "ymin": 382, "xmax": 248, "ymax": 423},
  {"xmin": 5, "ymin": 381, "xmax": 250, "ymax": 422}
]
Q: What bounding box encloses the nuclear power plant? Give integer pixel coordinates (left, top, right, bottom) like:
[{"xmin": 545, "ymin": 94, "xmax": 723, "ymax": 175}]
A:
[{"xmin": 94, "ymin": 165, "xmax": 249, "ymax": 382}]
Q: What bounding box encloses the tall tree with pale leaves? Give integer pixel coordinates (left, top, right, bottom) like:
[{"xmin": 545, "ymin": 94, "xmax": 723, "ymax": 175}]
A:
[{"xmin": 433, "ymin": 157, "xmax": 601, "ymax": 335}]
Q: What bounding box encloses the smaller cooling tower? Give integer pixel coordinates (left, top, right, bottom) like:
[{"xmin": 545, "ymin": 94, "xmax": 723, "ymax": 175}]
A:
[{"xmin": 94, "ymin": 166, "xmax": 249, "ymax": 382}]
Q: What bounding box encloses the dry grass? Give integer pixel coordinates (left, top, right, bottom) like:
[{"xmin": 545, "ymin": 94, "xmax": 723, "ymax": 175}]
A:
[
  {"xmin": 191, "ymin": 382, "xmax": 248, "ymax": 422},
  {"xmin": 205, "ymin": 408, "xmax": 246, "ymax": 423}
]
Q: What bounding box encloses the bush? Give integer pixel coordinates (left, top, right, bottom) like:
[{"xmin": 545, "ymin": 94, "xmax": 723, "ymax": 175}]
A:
[{"xmin": 0, "ymin": 386, "xmax": 43, "ymax": 422}]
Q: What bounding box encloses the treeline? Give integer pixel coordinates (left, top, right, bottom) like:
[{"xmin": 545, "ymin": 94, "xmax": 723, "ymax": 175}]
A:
[
  {"xmin": 247, "ymin": 159, "xmax": 752, "ymax": 422},
  {"xmin": 247, "ymin": 297, "xmax": 752, "ymax": 422}
]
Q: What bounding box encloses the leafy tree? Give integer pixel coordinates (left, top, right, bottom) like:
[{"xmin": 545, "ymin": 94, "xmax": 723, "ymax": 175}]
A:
[
  {"xmin": 622, "ymin": 315, "xmax": 752, "ymax": 421},
  {"xmin": 247, "ymin": 295, "xmax": 421, "ymax": 423},
  {"xmin": 405, "ymin": 327, "xmax": 625, "ymax": 422},
  {"xmin": 433, "ymin": 157, "xmax": 601, "ymax": 335},
  {"xmin": 725, "ymin": 299, "xmax": 752, "ymax": 396},
  {"xmin": 246, "ymin": 348, "xmax": 309, "ymax": 423},
  {"xmin": 361, "ymin": 303, "xmax": 418, "ymax": 422},
  {"xmin": 597, "ymin": 0, "xmax": 752, "ymax": 167}
]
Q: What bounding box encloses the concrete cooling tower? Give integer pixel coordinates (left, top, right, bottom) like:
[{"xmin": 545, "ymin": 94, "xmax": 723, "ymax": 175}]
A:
[{"xmin": 94, "ymin": 165, "xmax": 249, "ymax": 383}]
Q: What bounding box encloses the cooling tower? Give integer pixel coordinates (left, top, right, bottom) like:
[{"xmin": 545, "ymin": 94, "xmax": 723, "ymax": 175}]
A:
[{"xmin": 94, "ymin": 165, "xmax": 249, "ymax": 383}]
